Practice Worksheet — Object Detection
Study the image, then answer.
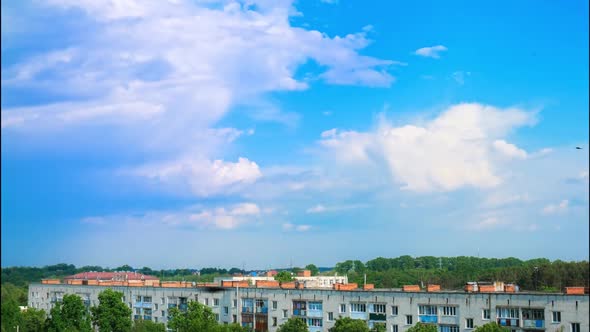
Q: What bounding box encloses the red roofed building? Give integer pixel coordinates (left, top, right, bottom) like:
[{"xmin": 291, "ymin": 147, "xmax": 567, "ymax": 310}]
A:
[{"xmin": 64, "ymin": 272, "xmax": 159, "ymax": 281}]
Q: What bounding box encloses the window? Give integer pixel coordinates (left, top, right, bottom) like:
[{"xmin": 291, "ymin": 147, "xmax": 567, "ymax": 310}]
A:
[
  {"xmin": 161, "ymin": 310, "xmax": 165, "ymax": 317},
  {"xmin": 552, "ymin": 311, "xmax": 561, "ymax": 323},
  {"xmin": 233, "ymin": 299, "xmax": 237, "ymax": 307},
  {"xmin": 135, "ymin": 308, "xmax": 141, "ymax": 315},
  {"xmin": 351, "ymin": 303, "xmax": 366, "ymax": 312},
  {"xmin": 483, "ymin": 309, "xmax": 490, "ymax": 320},
  {"xmin": 391, "ymin": 325, "xmax": 398, "ymax": 332},
  {"xmin": 214, "ymin": 298, "xmax": 220, "ymax": 306},
  {"xmin": 154, "ymin": 304, "xmax": 158, "ymax": 310},
  {"xmin": 273, "ymin": 301, "xmax": 278, "ymax": 310},
  {"xmin": 161, "ymin": 297, "xmax": 165, "ymax": 304},
  {"xmin": 373, "ymin": 304, "xmax": 386, "ymax": 313},
  {"xmin": 391, "ymin": 306, "xmax": 398, "ymax": 315},
  {"xmin": 340, "ymin": 304, "xmax": 346, "ymax": 313},
  {"xmin": 308, "ymin": 318, "xmax": 322, "ymax": 327},
  {"xmin": 224, "ymin": 306, "xmax": 229, "ymax": 314},
  {"xmin": 273, "ymin": 317, "xmax": 277, "ymax": 326},
  {"xmin": 441, "ymin": 306, "xmax": 457, "ymax": 316},
  {"xmin": 136, "ymin": 296, "xmax": 142, "ymax": 302},
  {"xmin": 144, "ymin": 296, "xmax": 152, "ymax": 303},
  {"xmin": 439, "ymin": 325, "xmax": 459, "ymax": 332},
  {"xmin": 154, "ymin": 317, "xmax": 158, "ymax": 323},
  {"xmin": 283, "ymin": 309, "xmax": 288, "ymax": 318},
  {"xmin": 419, "ymin": 305, "xmax": 437, "ymax": 315},
  {"xmin": 309, "ymin": 302, "xmax": 323, "ymax": 311},
  {"xmin": 466, "ymin": 318, "xmax": 474, "ymax": 329},
  {"xmin": 205, "ymin": 298, "xmax": 209, "ymax": 306},
  {"xmin": 406, "ymin": 315, "xmax": 413, "ymax": 325},
  {"xmin": 571, "ymin": 323, "xmax": 580, "ymax": 332},
  {"xmin": 215, "ymin": 314, "xmax": 219, "ymax": 321},
  {"xmin": 496, "ymin": 308, "xmax": 519, "ymax": 319},
  {"xmin": 522, "ymin": 309, "xmax": 544, "ymax": 320},
  {"xmin": 328, "ymin": 312, "xmax": 334, "ymax": 321},
  {"xmin": 233, "ymin": 315, "xmax": 237, "ymax": 323}
]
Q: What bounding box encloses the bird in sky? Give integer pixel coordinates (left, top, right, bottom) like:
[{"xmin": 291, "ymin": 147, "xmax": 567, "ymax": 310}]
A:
[{"xmin": 576, "ymin": 147, "xmax": 582, "ymax": 149}]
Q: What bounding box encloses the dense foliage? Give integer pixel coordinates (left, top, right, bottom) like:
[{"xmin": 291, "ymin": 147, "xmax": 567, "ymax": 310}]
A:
[
  {"xmin": 46, "ymin": 294, "xmax": 92, "ymax": 332},
  {"xmin": 168, "ymin": 301, "xmax": 247, "ymax": 332},
  {"xmin": 274, "ymin": 271, "xmax": 295, "ymax": 283},
  {"xmin": 276, "ymin": 317, "xmax": 309, "ymax": 332},
  {"xmin": 473, "ymin": 322, "xmax": 510, "ymax": 332},
  {"xmin": 333, "ymin": 256, "xmax": 589, "ymax": 291},
  {"xmin": 406, "ymin": 323, "xmax": 438, "ymax": 332},
  {"xmin": 329, "ymin": 317, "xmax": 370, "ymax": 332},
  {"xmin": 90, "ymin": 289, "xmax": 133, "ymax": 332}
]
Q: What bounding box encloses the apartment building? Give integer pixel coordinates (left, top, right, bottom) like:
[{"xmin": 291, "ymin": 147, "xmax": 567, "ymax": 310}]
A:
[{"xmin": 29, "ymin": 283, "xmax": 589, "ymax": 332}]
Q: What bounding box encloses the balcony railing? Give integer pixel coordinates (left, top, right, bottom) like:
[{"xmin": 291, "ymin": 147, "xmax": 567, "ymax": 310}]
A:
[
  {"xmin": 242, "ymin": 307, "xmax": 254, "ymax": 313},
  {"xmin": 143, "ymin": 315, "xmax": 152, "ymax": 321},
  {"xmin": 523, "ymin": 319, "xmax": 545, "ymax": 329},
  {"xmin": 256, "ymin": 307, "xmax": 268, "ymax": 314},
  {"xmin": 419, "ymin": 315, "xmax": 438, "ymax": 324},
  {"xmin": 497, "ymin": 318, "xmax": 519, "ymax": 327},
  {"xmin": 293, "ymin": 309, "xmax": 307, "ymax": 316},
  {"xmin": 134, "ymin": 302, "xmax": 153, "ymax": 309},
  {"xmin": 369, "ymin": 313, "xmax": 387, "ymax": 321},
  {"xmin": 179, "ymin": 303, "xmax": 188, "ymax": 311},
  {"xmin": 307, "ymin": 310, "xmax": 323, "ymax": 318}
]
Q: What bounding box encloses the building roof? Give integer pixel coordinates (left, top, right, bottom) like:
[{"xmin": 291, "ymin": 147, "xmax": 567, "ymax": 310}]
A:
[{"xmin": 64, "ymin": 272, "xmax": 159, "ymax": 281}]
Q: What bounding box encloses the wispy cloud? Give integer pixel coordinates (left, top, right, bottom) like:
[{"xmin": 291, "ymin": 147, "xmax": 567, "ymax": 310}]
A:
[
  {"xmin": 452, "ymin": 71, "xmax": 471, "ymax": 85},
  {"xmin": 414, "ymin": 45, "xmax": 448, "ymax": 58},
  {"xmin": 542, "ymin": 200, "xmax": 569, "ymax": 215},
  {"xmin": 282, "ymin": 223, "xmax": 311, "ymax": 232},
  {"xmin": 306, "ymin": 203, "xmax": 370, "ymax": 214}
]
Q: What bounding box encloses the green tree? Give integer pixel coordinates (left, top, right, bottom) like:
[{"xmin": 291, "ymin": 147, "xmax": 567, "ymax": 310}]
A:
[
  {"xmin": 21, "ymin": 308, "xmax": 46, "ymax": 332},
  {"xmin": 473, "ymin": 322, "xmax": 510, "ymax": 332},
  {"xmin": 329, "ymin": 317, "xmax": 369, "ymax": 332},
  {"xmin": 277, "ymin": 317, "xmax": 309, "ymax": 332},
  {"xmin": 304, "ymin": 265, "xmax": 319, "ymax": 276},
  {"xmin": 370, "ymin": 323, "xmax": 386, "ymax": 332},
  {"xmin": 1, "ymin": 299, "xmax": 21, "ymax": 332},
  {"xmin": 167, "ymin": 301, "xmax": 219, "ymax": 332},
  {"xmin": 46, "ymin": 294, "xmax": 92, "ymax": 332},
  {"xmin": 218, "ymin": 324, "xmax": 249, "ymax": 332},
  {"xmin": 132, "ymin": 319, "xmax": 166, "ymax": 332},
  {"xmin": 406, "ymin": 323, "xmax": 438, "ymax": 332},
  {"xmin": 90, "ymin": 289, "xmax": 132, "ymax": 332},
  {"xmin": 274, "ymin": 271, "xmax": 294, "ymax": 283}
]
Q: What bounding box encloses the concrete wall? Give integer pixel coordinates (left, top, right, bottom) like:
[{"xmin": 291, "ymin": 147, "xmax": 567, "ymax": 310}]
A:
[{"xmin": 29, "ymin": 284, "xmax": 589, "ymax": 332}]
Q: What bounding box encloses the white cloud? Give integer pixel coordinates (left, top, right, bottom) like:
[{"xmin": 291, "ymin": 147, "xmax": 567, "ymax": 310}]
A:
[
  {"xmin": 319, "ymin": 103, "xmax": 536, "ymax": 192},
  {"xmin": 469, "ymin": 217, "xmax": 507, "ymax": 231},
  {"xmin": 282, "ymin": 223, "xmax": 311, "ymax": 231},
  {"xmin": 493, "ymin": 140, "xmax": 527, "ymax": 159},
  {"xmin": 307, "ymin": 204, "xmax": 326, "ymax": 213},
  {"xmin": 484, "ymin": 193, "xmax": 530, "ymax": 207},
  {"xmin": 129, "ymin": 156, "xmax": 262, "ymax": 196},
  {"xmin": 82, "ymin": 202, "xmax": 262, "ymax": 230},
  {"xmin": 306, "ymin": 203, "xmax": 369, "ymax": 214},
  {"xmin": 414, "ymin": 45, "xmax": 447, "ymax": 58},
  {"xmin": 542, "ymin": 200, "xmax": 569, "ymax": 215}
]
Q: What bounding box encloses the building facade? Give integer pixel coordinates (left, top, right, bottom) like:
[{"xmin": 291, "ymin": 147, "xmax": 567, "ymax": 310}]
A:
[{"xmin": 29, "ymin": 283, "xmax": 589, "ymax": 332}]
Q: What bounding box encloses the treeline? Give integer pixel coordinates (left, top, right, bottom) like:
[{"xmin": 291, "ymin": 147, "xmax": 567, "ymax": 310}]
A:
[{"xmin": 333, "ymin": 256, "xmax": 590, "ymax": 291}]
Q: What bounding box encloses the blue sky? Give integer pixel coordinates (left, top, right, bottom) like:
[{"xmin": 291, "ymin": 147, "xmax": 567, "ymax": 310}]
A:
[{"xmin": 2, "ymin": 0, "xmax": 588, "ymax": 269}]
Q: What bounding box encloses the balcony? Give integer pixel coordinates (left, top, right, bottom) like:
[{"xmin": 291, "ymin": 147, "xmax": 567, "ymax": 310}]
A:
[
  {"xmin": 308, "ymin": 309, "xmax": 323, "ymax": 318},
  {"xmin": 497, "ymin": 318, "xmax": 519, "ymax": 327},
  {"xmin": 369, "ymin": 313, "xmax": 387, "ymax": 321},
  {"xmin": 293, "ymin": 309, "xmax": 307, "ymax": 316},
  {"xmin": 168, "ymin": 304, "xmax": 178, "ymax": 309},
  {"xmin": 350, "ymin": 312, "xmax": 367, "ymax": 320},
  {"xmin": 439, "ymin": 316, "xmax": 459, "ymax": 325},
  {"xmin": 523, "ymin": 320, "xmax": 545, "ymax": 329},
  {"xmin": 242, "ymin": 307, "xmax": 254, "ymax": 313},
  {"xmin": 134, "ymin": 315, "xmax": 141, "ymax": 320},
  {"xmin": 134, "ymin": 302, "xmax": 153, "ymax": 309},
  {"xmin": 143, "ymin": 315, "xmax": 152, "ymax": 321},
  {"xmin": 179, "ymin": 303, "xmax": 188, "ymax": 311},
  {"xmin": 256, "ymin": 307, "xmax": 268, "ymax": 314},
  {"xmin": 309, "ymin": 327, "xmax": 323, "ymax": 332}
]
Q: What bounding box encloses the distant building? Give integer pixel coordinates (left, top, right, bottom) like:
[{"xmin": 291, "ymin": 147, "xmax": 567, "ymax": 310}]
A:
[
  {"xmin": 64, "ymin": 272, "xmax": 159, "ymax": 282},
  {"xmin": 214, "ymin": 275, "xmax": 348, "ymax": 289}
]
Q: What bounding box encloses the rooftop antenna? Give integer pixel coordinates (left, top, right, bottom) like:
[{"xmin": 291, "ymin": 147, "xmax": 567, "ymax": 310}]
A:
[{"xmin": 438, "ymin": 257, "xmax": 442, "ymax": 270}]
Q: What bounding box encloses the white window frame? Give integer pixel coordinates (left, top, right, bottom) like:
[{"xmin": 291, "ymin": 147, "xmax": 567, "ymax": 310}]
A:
[
  {"xmin": 441, "ymin": 306, "xmax": 457, "ymax": 316},
  {"xmin": 391, "ymin": 305, "xmax": 398, "ymax": 316},
  {"xmin": 372, "ymin": 304, "xmax": 386, "ymax": 314},
  {"xmin": 272, "ymin": 301, "xmax": 278, "ymax": 310},
  {"xmin": 552, "ymin": 311, "xmax": 561, "ymax": 323},
  {"xmin": 482, "ymin": 309, "xmax": 490, "ymax": 320},
  {"xmin": 406, "ymin": 315, "xmax": 413, "ymax": 325},
  {"xmin": 391, "ymin": 325, "xmax": 398, "ymax": 332},
  {"xmin": 571, "ymin": 323, "xmax": 580, "ymax": 332},
  {"xmin": 328, "ymin": 312, "xmax": 334, "ymax": 321},
  {"xmin": 340, "ymin": 304, "xmax": 346, "ymax": 313},
  {"xmin": 351, "ymin": 303, "xmax": 366, "ymax": 313},
  {"xmin": 466, "ymin": 318, "xmax": 474, "ymax": 329}
]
